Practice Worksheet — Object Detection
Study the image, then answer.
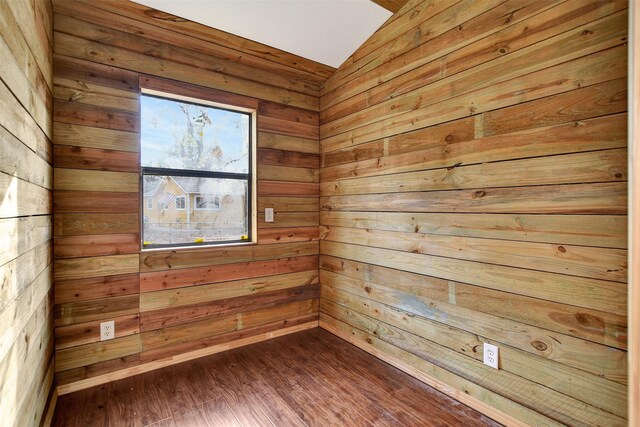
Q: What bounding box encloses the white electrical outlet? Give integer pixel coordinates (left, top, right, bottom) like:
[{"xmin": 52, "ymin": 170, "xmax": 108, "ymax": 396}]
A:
[
  {"xmin": 265, "ymin": 207, "xmax": 274, "ymax": 223},
  {"xmin": 483, "ymin": 343, "xmax": 499, "ymax": 369},
  {"xmin": 100, "ymin": 320, "xmax": 115, "ymax": 341}
]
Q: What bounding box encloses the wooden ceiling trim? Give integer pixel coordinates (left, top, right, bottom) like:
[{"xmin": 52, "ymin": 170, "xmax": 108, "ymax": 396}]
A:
[{"xmin": 370, "ymin": 0, "xmax": 409, "ymax": 13}]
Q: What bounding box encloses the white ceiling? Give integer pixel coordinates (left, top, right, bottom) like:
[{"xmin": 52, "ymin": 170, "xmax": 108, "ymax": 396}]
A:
[{"xmin": 132, "ymin": 0, "xmax": 392, "ymax": 68}]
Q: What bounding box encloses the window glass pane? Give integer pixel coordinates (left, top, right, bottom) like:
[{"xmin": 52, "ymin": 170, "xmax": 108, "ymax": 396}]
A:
[
  {"xmin": 175, "ymin": 196, "xmax": 186, "ymax": 210},
  {"xmin": 140, "ymin": 95, "xmax": 249, "ymax": 173},
  {"xmin": 143, "ymin": 175, "xmax": 248, "ymax": 246}
]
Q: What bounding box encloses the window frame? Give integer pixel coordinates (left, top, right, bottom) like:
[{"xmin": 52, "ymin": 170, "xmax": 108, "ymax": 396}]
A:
[
  {"xmin": 194, "ymin": 195, "xmax": 220, "ymax": 211},
  {"xmin": 175, "ymin": 195, "xmax": 186, "ymax": 211},
  {"xmin": 139, "ymin": 87, "xmax": 257, "ymax": 251}
]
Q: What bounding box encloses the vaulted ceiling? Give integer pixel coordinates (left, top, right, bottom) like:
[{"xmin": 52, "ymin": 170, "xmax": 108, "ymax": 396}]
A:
[{"xmin": 131, "ymin": 0, "xmax": 408, "ymax": 68}]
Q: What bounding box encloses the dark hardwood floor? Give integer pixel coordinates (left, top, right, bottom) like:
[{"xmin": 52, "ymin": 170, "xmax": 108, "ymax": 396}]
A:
[{"xmin": 53, "ymin": 328, "xmax": 500, "ymax": 426}]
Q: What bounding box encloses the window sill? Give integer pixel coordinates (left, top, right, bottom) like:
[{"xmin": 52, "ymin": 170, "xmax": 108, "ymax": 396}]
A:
[{"xmin": 140, "ymin": 240, "xmax": 257, "ymax": 253}]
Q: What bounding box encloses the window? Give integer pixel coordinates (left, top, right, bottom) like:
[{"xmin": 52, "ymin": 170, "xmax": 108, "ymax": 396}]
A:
[
  {"xmin": 175, "ymin": 196, "xmax": 186, "ymax": 210},
  {"xmin": 140, "ymin": 89, "xmax": 255, "ymax": 248},
  {"xmin": 195, "ymin": 195, "xmax": 220, "ymax": 211}
]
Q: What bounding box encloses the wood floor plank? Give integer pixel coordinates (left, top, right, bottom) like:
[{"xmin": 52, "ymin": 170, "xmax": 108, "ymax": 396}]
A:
[
  {"xmin": 130, "ymin": 370, "xmax": 172, "ymax": 426},
  {"xmin": 53, "ymin": 329, "xmax": 499, "ymax": 426},
  {"xmin": 200, "ymin": 397, "xmax": 242, "ymax": 427}
]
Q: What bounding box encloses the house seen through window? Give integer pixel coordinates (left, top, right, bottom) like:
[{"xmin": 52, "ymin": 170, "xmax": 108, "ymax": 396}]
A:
[{"xmin": 140, "ymin": 90, "xmax": 254, "ymax": 248}]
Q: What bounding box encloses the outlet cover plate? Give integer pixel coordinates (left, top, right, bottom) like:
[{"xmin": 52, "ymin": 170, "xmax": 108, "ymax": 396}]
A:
[
  {"xmin": 265, "ymin": 208, "xmax": 274, "ymax": 223},
  {"xmin": 483, "ymin": 343, "xmax": 499, "ymax": 369},
  {"xmin": 100, "ymin": 320, "xmax": 115, "ymax": 341}
]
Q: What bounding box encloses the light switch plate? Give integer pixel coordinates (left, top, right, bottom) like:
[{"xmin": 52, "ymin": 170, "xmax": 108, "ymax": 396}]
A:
[
  {"xmin": 100, "ymin": 320, "xmax": 115, "ymax": 341},
  {"xmin": 483, "ymin": 343, "xmax": 499, "ymax": 369},
  {"xmin": 265, "ymin": 207, "xmax": 274, "ymax": 222}
]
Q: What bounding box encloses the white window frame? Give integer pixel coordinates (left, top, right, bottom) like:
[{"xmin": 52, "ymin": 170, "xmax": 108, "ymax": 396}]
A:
[
  {"xmin": 194, "ymin": 195, "xmax": 220, "ymax": 211},
  {"xmin": 175, "ymin": 195, "xmax": 186, "ymax": 210}
]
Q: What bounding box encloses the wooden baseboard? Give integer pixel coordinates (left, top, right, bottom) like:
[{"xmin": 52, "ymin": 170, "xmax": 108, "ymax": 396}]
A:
[
  {"xmin": 41, "ymin": 387, "xmax": 58, "ymax": 427},
  {"xmin": 57, "ymin": 321, "xmax": 318, "ymax": 395},
  {"xmin": 319, "ymin": 320, "xmax": 525, "ymax": 427}
]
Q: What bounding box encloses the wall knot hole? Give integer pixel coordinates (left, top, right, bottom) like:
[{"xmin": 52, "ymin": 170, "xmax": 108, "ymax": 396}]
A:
[{"xmin": 531, "ymin": 340, "xmax": 548, "ymax": 351}]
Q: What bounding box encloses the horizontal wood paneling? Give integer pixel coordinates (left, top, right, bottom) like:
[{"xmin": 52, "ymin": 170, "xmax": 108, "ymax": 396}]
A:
[
  {"xmin": 258, "ymin": 212, "xmax": 320, "ymax": 228},
  {"xmin": 258, "ymin": 181, "xmax": 319, "ymax": 197},
  {"xmin": 319, "ymin": 1, "xmax": 628, "ymax": 425},
  {"xmin": 53, "ymin": 122, "xmax": 138, "ymax": 152},
  {"xmin": 0, "ymin": 172, "xmax": 52, "ymax": 219},
  {"xmin": 258, "ymin": 132, "xmax": 319, "ymax": 154},
  {"xmin": 0, "ymin": 126, "xmax": 52, "ymax": 189},
  {"xmin": 321, "ymin": 225, "xmax": 627, "ymax": 282},
  {"xmin": 54, "ymin": 213, "xmax": 139, "ymax": 236},
  {"xmin": 140, "ymin": 299, "xmax": 318, "ymax": 353},
  {"xmin": 53, "ymin": 145, "xmax": 138, "ymax": 173},
  {"xmin": 320, "ymin": 211, "xmax": 627, "ymax": 248},
  {"xmin": 140, "ymin": 255, "xmax": 318, "ymax": 292},
  {"xmin": 66, "ymin": 0, "xmax": 334, "ymax": 82},
  {"xmin": 322, "ymin": 1, "xmax": 626, "ymax": 118},
  {"xmin": 322, "ymin": 44, "xmax": 627, "ymax": 152},
  {"xmin": 55, "ymin": 295, "xmax": 140, "ymax": 327},
  {"xmin": 140, "ymin": 242, "xmax": 318, "ymax": 274},
  {"xmin": 53, "ymin": 77, "xmax": 138, "ymax": 112},
  {"xmin": 55, "ymin": 334, "xmax": 141, "ymax": 372},
  {"xmin": 54, "ymin": 273, "xmax": 139, "ymax": 304},
  {"xmin": 53, "ymin": 13, "xmax": 319, "ymax": 99},
  {"xmin": 322, "ymin": 149, "xmax": 626, "ymax": 196},
  {"xmin": 258, "ymin": 149, "xmax": 320, "ymax": 170},
  {"xmin": 320, "ymin": 256, "xmax": 627, "ymax": 383},
  {"xmin": 55, "ymin": 314, "xmax": 140, "ymax": 350},
  {"xmin": 321, "ymin": 240, "xmax": 626, "ymax": 319},
  {"xmin": 257, "ymin": 227, "xmax": 320, "ymax": 244},
  {"xmin": 0, "ymin": 2, "xmax": 51, "ymax": 134},
  {"xmin": 1, "ymin": 242, "xmax": 52, "ymax": 312},
  {"xmin": 53, "ymin": 191, "xmax": 139, "ymax": 213},
  {"xmin": 0, "ymin": 0, "xmax": 54, "ymax": 425},
  {"xmin": 140, "ymin": 284, "xmax": 319, "ymax": 332},
  {"xmin": 53, "ymin": 26, "xmax": 318, "ymax": 110},
  {"xmin": 54, "ymin": 233, "xmax": 139, "ymax": 258},
  {"xmin": 0, "ymin": 216, "xmax": 52, "ymax": 265},
  {"xmin": 141, "ymin": 270, "xmax": 318, "ymax": 312},
  {"xmin": 52, "ymin": 0, "xmax": 323, "ymax": 388},
  {"xmin": 321, "ymin": 113, "xmax": 627, "ymax": 182},
  {"xmin": 54, "ymin": 168, "xmax": 138, "ymax": 192},
  {"xmin": 631, "ymin": 4, "xmax": 640, "ymax": 426},
  {"xmin": 0, "ymin": 79, "xmax": 50, "ymax": 159},
  {"xmin": 55, "ymin": 254, "xmax": 140, "ymax": 281}
]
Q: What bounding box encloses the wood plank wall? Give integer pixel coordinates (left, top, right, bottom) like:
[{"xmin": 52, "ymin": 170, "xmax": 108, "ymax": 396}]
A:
[
  {"xmin": 629, "ymin": 1, "xmax": 639, "ymax": 424},
  {"xmin": 0, "ymin": 0, "xmax": 55, "ymax": 425},
  {"xmin": 318, "ymin": 1, "xmax": 629, "ymax": 425},
  {"xmin": 52, "ymin": 0, "xmax": 331, "ymax": 388}
]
